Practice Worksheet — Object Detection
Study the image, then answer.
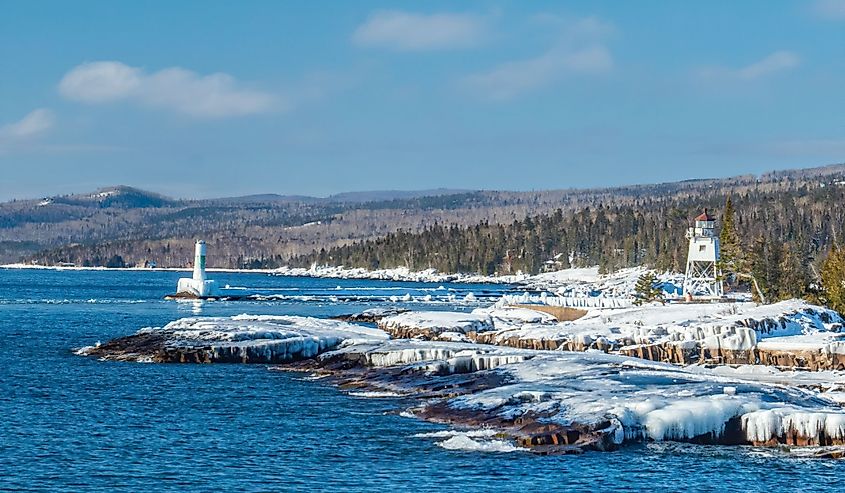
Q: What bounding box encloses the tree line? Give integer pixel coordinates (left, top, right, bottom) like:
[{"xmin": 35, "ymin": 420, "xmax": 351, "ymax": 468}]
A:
[{"xmin": 292, "ymin": 180, "xmax": 845, "ymax": 305}]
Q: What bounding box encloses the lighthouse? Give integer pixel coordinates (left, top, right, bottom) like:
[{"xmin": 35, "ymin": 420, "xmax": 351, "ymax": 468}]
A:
[
  {"xmin": 176, "ymin": 240, "xmax": 219, "ymax": 298},
  {"xmin": 683, "ymin": 209, "xmax": 723, "ymax": 299}
]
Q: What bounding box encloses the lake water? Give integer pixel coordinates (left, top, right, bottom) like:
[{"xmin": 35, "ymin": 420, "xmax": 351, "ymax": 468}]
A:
[{"xmin": 1, "ymin": 269, "xmax": 843, "ymax": 492}]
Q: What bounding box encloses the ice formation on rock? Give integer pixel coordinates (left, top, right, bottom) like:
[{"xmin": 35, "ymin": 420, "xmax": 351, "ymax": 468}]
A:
[
  {"xmin": 378, "ymin": 311, "xmax": 495, "ymax": 339},
  {"xmin": 383, "ymin": 300, "xmax": 844, "ymax": 368},
  {"xmin": 323, "ymin": 339, "xmax": 845, "ymax": 451},
  {"xmin": 78, "ymin": 314, "xmax": 387, "ymax": 363}
]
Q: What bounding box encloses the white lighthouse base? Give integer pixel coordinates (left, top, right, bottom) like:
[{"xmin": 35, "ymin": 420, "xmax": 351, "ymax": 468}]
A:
[{"xmin": 176, "ymin": 278, "xmax": 219, "ymax": 298}]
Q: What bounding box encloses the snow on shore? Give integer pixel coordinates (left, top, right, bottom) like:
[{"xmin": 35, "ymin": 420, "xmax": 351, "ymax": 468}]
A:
[
  {"xmin": 77, "ymin": 315, "xmax": 387, "ymax": 363},
  {"xmin": 1, "ymin": 263, "xmax": 282, "ymax": 274},
  {"xmin": 379, "ymin": 312, "xmax": 495, "ymax": 337},
  {"xmin": 2, "ymin": 262, "xmax": 526, "ymax": 284},
  {"xmin": 271, "ymin": 265, "xmax": 527, "ymax": 284},
  {"xmin": 326, "ymin": 339, "xmax": 845, "ymax": 448},
  {"xmin": 385, "ymin": 300, "xmax": 843, "ymax": 355},
  {"xmin": 517, "ymin": 266, "xmax": 685, "ymax": 298},
  {"xmin": 80, "ymin": 303, "xmax": 845, "ymax": 451}
]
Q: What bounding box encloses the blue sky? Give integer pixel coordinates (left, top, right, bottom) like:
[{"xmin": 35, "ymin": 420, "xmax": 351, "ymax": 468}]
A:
[{"xmin": 1, "ymin": 0, "xmax": 843, "ymax": 200}]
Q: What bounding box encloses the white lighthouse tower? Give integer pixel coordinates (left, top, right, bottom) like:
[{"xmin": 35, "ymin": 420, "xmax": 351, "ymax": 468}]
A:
[
  {"xmin": 176, "ymin": 240, "xmax": 218, "ymax": 298},
  {"xmin": 683, "ymin": 209, "xmax": 723, "ymax": 299}
]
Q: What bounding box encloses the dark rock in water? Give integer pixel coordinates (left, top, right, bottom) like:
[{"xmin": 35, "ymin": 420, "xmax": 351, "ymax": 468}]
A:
[
  {"xmin": 334, "ymin": 308, "xmax": 410, "ymax": 324},
  {"xmin": 81, "ymin": 331, "xmax": 171, "ymax": 362}
]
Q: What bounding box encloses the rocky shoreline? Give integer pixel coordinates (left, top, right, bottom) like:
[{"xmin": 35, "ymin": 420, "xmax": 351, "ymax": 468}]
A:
[
  {"xmin": 78, "ymin": 312, "xmax": 845, "ymax": 456},
  {"xmin": 372, "ymin": 302, "xmax": 845, "ymax": 371}
]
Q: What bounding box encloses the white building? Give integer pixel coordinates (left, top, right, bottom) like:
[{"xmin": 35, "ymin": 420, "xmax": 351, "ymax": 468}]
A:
[
  {"xmin": 176, "ymin": 240, "xmax": 218, "ymax": 297},
  {"xmin": 683, "ymin": 209, "xmax": 723, "ymax": 299}
]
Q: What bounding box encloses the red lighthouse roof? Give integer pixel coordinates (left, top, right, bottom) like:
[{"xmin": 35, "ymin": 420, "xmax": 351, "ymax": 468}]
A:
[{"xmin": 694, "ymin": 209, "xmax": 715, "ymax": 221}]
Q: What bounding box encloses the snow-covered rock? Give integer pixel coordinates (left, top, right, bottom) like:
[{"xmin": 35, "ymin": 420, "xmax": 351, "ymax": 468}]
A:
[
  {"xmin": 471, "ymin": 306, "xmax": 557, "ymax": 328},
  {"xmin": 322, "ymin": 338, "xmax": 845, "ymax": 451},
  {"xmin": 77, "ymin": 315, "xmax": 388, "ymax": 363},
  {"xmin": 489, "ymin": 300, "xmax": 839, "ymax": 354},
  {"xmin": 385, "ymin": 300, "xmax": 844, "ymax": 369},
  {"xmin": 378, "ymin": 311, "xmax": 495, "ymax": 339}
]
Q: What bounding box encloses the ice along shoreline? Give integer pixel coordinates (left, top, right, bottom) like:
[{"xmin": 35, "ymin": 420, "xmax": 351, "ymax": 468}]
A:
[
  {"xmin": 1, "ymin": 263, "xmax": 527, "ymax": 284},
  {"xmin": 77, "ymin": 312, "xmax": 845, "ymax": 457}
]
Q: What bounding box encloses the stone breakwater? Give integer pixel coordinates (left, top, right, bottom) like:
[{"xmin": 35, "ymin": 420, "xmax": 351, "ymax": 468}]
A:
[{"xmin": 78, "ymin": 314, "xmax": 845, "ymax": 456}]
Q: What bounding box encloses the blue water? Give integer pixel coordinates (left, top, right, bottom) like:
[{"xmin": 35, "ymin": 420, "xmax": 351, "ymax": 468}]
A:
[{"xmin": 1, "ymin": 269, "xmax": 843, "ymax": 492}]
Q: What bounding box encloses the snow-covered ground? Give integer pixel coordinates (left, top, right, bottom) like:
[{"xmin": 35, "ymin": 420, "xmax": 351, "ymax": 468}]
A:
[
  {"xmin": 377, "ymin": 300, "xmax": 843, "ymax": 367},
  {"xmin": 323, "ymin": 338, "xmax": 845, "ymax": 450},
  {"xmin": 492, "ymin": 299, "xmax": 840, "ymax": 350},
  {"xmin": 517, "ymin": 266, "xmax": 685, "ymax": 298}
]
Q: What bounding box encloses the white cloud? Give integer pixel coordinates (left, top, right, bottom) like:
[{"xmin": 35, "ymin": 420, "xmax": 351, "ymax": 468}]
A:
[
  {"xmin": 696, "ymin": 51, "xmax": 800, "ymax": 81},
  {"xmin": 0, "ymin": 109, "xmax": 55, "ymax": 144},
  {"xmin": 353, "ymin": 11, "xmax": 487, "ymax": 51},
  {"xmin": 530, "ymin": 13, "xmax": 616, "ymax": 39},
  {"xmin": 814, "ymin": 0, "xmax": 845, "ymax": 20},
  {"xmin": 736, "ymin": 51, "xmax": 800, "ymax": 79},
  {"xmin": 462, "ymin": 46, "xmax": 612, "ymax": 100},
  {"xmin": 59, "ymin": 61, "xmax": 278, "ymax": 118},
  {"xmin": 460, "ymin": 14, "xmax": 614, "ymax": 100}
]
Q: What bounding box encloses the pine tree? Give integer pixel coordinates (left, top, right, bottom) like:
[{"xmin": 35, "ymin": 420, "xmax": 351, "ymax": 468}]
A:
[
  {"xmin": 749, "ymin": 235, "xmax": 774, "ymax": 303},
  {"xmin": 777, "ymin": 243, "xmax": 806, "ymax": 300},
  {"xmin": 634, "ymin": 271, "xmax": 664, "ymax": 305},
  {"xmin": 821, "ymin": 244, "xmax": 845, "ymax": 313},
  {"xmin": 719, "ymin": 196, "xmax": 745, "ymax": 281}
]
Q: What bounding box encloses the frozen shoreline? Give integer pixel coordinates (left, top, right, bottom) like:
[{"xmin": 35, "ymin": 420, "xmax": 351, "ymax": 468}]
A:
[
  {"xmin": 76, "ymin": 313, "xmax": 845, "ymax": 455},
  {"xmin": 0, "ymin": 263, "xmax": 526, "ymax": 284}
]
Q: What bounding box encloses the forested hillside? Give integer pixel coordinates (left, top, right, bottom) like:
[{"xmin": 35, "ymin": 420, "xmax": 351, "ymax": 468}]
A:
[
  {"xmin": 291, "ymin": 168, "xmax": 845, "ymax": 301},
  {"xmin": 14, "ymin": 164, "xmax": 845, "ymax": 280}
]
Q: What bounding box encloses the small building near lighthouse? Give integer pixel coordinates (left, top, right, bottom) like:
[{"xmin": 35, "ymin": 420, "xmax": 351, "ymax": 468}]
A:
[
  {"xmin": 176, "ymin": 240, "xmax": 219, "ymax": 298},
  {"xmin": 683, "ymin": 209, "xmax": 723, "ymax": 299}
]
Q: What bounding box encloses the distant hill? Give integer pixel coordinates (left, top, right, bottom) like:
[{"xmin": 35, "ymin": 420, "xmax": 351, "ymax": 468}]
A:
[
  {"xmin": 0, "ymin": 186, "xmax": 488, "ymax": 264},
  {"xmin": 216, "ymin": 189, "xmax": 472, "ymax": 205},
  {"xmin": 6, "ymin": 163, "xmax": 845, "ymax": 269},
  {"xmin": 326, "ymin": 189, "xmax": 471, "ymax": 203},
  {"xmin": 56, "ymin": 185, "xmax": 179, "ymax": 209}
]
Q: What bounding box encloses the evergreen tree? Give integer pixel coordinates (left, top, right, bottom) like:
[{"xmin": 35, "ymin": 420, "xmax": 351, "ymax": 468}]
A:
[
  {"xmin": 821, "ymin": 244, "xmax": 845, "ymax": 313},
  {"xmin": 633, "ymin": 271, "xmax": 664, "ymax": 305},
  {"xmin": 749, "ymin": 235, "xmax": 778, "ymax": 303},
  {"xmin": 719, "ymin": 196, "xmax": 745, "ymax": 281},
  {"xmin": 777, "ymin": 243, "xmax": 806, "ymax": 300}
]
